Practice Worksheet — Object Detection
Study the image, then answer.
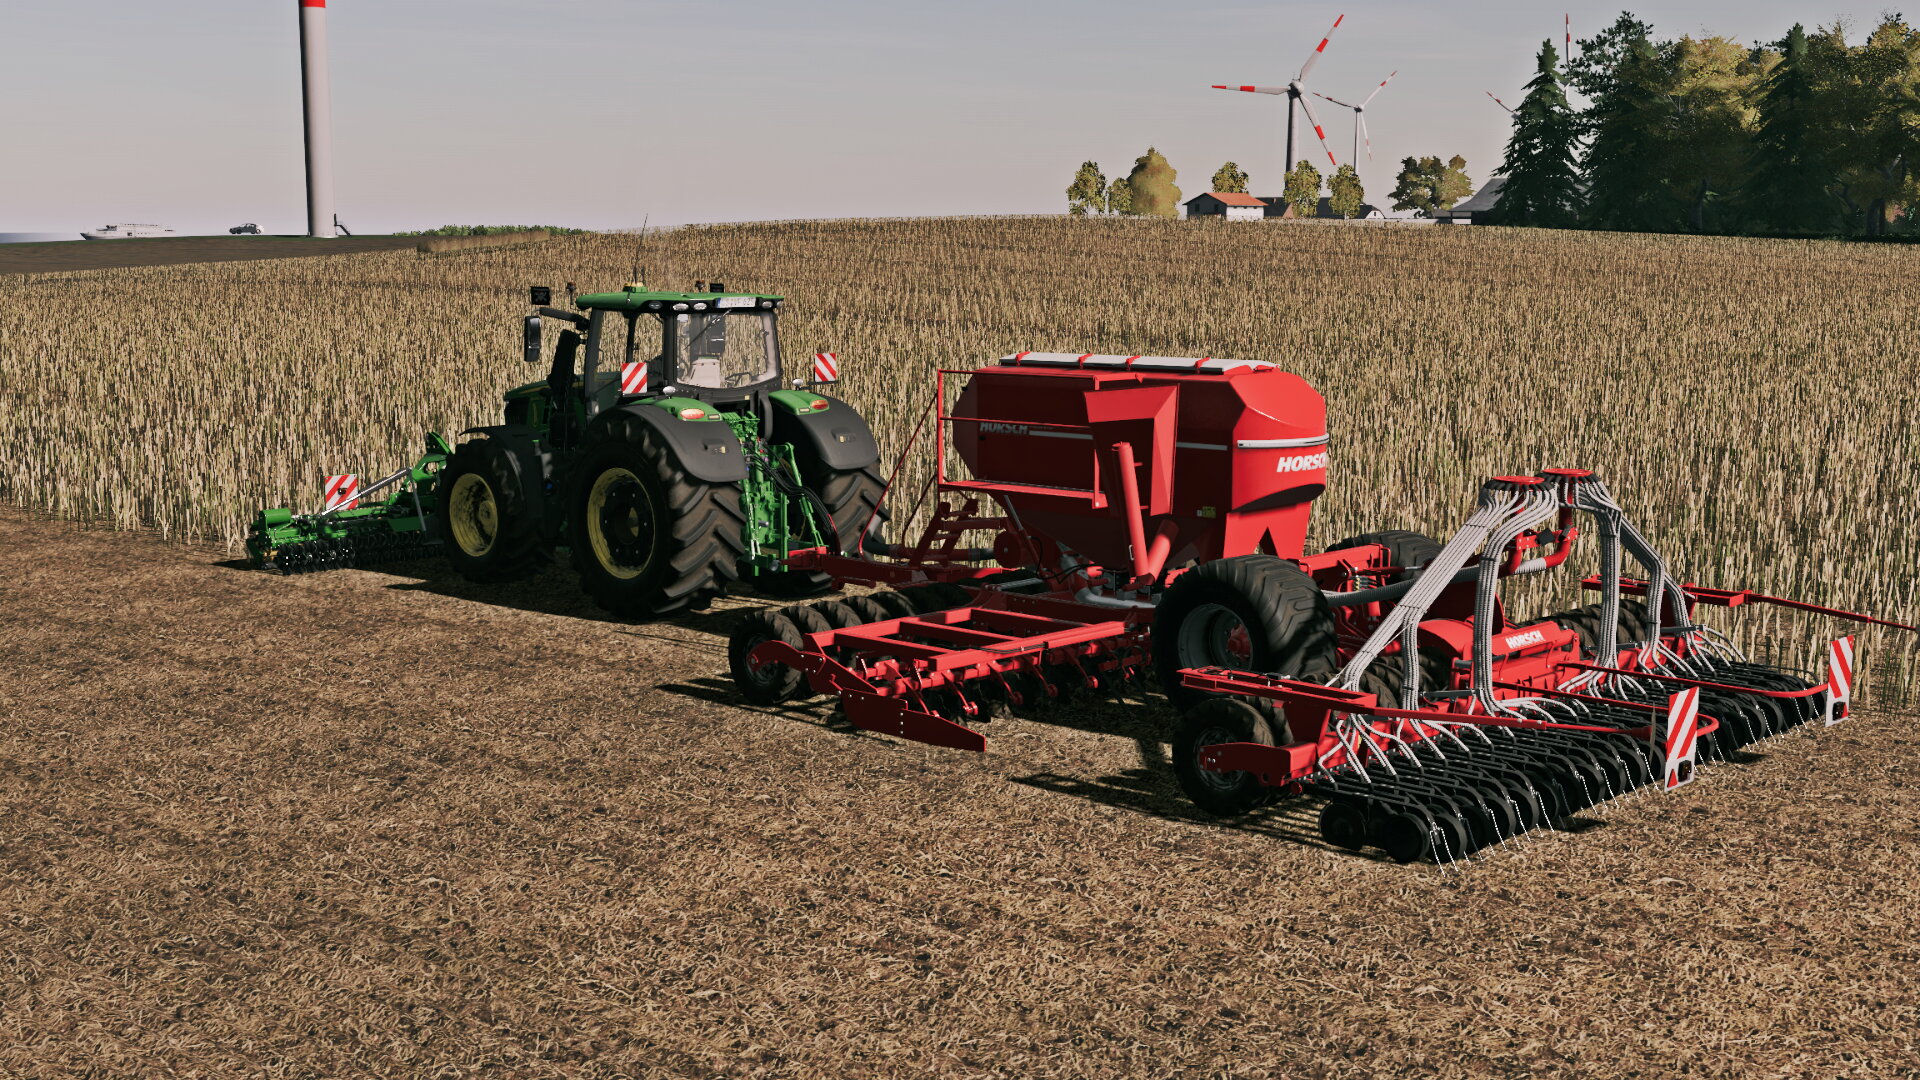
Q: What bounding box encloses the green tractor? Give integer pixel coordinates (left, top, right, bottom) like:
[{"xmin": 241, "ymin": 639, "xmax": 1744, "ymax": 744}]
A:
[{"xmin": 247, "ymin": 282, "xmax": 887, "ymax": 617}]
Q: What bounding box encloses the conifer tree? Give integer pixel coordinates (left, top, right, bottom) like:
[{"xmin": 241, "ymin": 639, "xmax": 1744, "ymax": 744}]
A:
[
  {"xmin": 1490, "ymin": 41, "xmax": 1583, "ymax": 227},
  {"xmin": 1581, "ymin": 37, "xmax": 1683, "ymax": 231},
  {"xmin": 1739, "ymin": 25, "xmax": 1841, "ymax": 234}
]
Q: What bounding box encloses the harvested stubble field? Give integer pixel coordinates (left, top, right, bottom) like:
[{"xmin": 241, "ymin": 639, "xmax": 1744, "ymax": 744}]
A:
[{"xmin": 2, "ymin": 220, "xmax": 1919, "ymax": 1077}]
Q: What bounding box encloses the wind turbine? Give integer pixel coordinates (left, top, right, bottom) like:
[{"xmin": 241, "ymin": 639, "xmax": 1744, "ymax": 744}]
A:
[
  {"xmin": 1312, "ymin": 71, "xmax": 1397, "ymax": 164},
  {"xmin": 1211, "ymin": 13, "xmax": 1346, "ymax": 179}
]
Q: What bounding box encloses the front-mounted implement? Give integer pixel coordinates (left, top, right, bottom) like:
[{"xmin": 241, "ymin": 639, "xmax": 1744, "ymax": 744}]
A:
[
  {"xmin": 729, "ymin": 352, "xmax": 1914, "ymax": 863},
  {"xmin": 248, "ymin": 281, "xmax": 890, "ymax": 617},
  {"xmin": 246, "ymin": 434, "xmax": 451, "ymax": 573}
]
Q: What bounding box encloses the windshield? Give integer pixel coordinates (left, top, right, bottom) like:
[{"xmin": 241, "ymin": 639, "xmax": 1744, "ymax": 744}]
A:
[{"xmin": 671, "ymin": 310, "xmax": 779, "ymax": 389}]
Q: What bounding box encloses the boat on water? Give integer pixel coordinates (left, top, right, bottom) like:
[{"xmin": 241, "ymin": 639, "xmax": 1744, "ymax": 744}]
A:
[{"xmin": 81, "ymin": 223, "xmax": 175, "ymax": 240}]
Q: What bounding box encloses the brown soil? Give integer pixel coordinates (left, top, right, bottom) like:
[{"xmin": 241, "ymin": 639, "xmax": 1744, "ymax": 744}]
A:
[
  {"xmin": 2, "ymin": 506, "xmax": 1915, "ymax": 1079},
  {"xmin": 0, "ymin": 236, "xmax": 418, "ymax": 275}
]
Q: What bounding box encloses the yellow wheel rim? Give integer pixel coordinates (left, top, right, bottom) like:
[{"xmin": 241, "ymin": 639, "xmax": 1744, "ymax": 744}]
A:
[
  {"xmin": 448, "ymin": 472, "xmax": 498, "ymax": 558},
  {"xmin": 586, "ymin": 466, "xmax": 655, "ymax": 581}
]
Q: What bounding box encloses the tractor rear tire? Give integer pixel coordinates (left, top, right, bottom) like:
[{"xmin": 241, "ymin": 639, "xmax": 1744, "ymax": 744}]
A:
[
  {"xmin": 1326, "ymin": 530, "xmax": 1443, "ymax": 583},
  {"xmin": 1173, "ymin": 697, "xmax": 1281, "ymax": 816},
  {"xmin": 1154, "ymin": 555, "xmax": 1338, "ymax": 712},
  {"xmin": 436, "ymin": 440, "xmax": 548, "ymax": 583},
  {"xmin": 571, "ymin": 415, "xmax": 745, "ymax": 618},
  {"xmin": 801, "ymin": 462, "xmax": 890, "ymax": 555}
]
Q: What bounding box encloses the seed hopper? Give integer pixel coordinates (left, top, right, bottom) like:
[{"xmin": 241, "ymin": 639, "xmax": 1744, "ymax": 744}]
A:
[{"xmin": 732, "ymin": 351, "xmax": 1914, "ymax": 862}]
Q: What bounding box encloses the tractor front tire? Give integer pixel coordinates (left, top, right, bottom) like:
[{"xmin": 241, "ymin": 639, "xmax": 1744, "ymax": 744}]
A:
[
  {"xmin": 571, "ymin": 416, "xmax": 744, "ymax": 618},
  {"xmin": 1153, "ymin": 555, "xmax": 1338, "ymax": 712},
  {"xmin": 435, "ymin": 440, "xmax": 548, "ymax": 583}
]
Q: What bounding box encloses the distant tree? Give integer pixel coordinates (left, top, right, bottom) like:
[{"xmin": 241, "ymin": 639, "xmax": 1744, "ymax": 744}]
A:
[
  {"xmin": 1107, "ymin": 176, "xmax": 1135, "ymax": 215},
  {"xmin": 1389, "ymin": 155, "xmax": 1472, "ymax": 216},
  {"xmin": 1662, "ymin": 35, "xmax": 1766, "ymax": 232},
  {"xmin": 1490, "ymin": 41, "xmax": 1583, "ymax": 227},
  {"xmin": 1437, "ymin": 155, "xmax": 1475, "ymax": 209},
  {"xmin": 1066, "ymin": 161, "xmax": 1107, "ymax": 216},
  {"xmin": 1211, "ymin": 161, "xmax": 1250, "ymax": 193},
  {"xmin": 1283, "ymin": 161, "xmax": 1323, "ymax": 217},
  {"xmin": 1581, "ymin": 36, "xmax": 1684, "ymax": 231},
  {"xmin": 1816, "ymin": 18, "xmax": 1920, "ymax": 235},
  {"xmin": 1566, "ymin": 11, "xmax": 1662, "ymax": 103},
  {"xmin": 1327, "ymin": 164, "xmax": 1366, "ymax": 217},
  {"xmin": 1125, "ymin": 147, "xmax": 1183, "ymax": 217},
  {"xmin": 1737, "ymin": 24, "xmax": 1843, "ymax": 233}
]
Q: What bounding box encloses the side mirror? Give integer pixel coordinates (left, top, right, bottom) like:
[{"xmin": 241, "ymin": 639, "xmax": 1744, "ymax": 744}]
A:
[{"xmin": 523, "ymin": 315, "xmax": 542, "ymax": 364}]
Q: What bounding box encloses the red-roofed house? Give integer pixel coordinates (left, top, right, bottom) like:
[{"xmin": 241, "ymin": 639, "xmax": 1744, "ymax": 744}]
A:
[{"xmin": 1183, "ymin": 191, "xmax": 1269, "ymax": 221}]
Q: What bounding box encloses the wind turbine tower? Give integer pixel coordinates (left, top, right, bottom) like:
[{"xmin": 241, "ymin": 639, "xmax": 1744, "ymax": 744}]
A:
[
  {"xmin": 299, "ymin": 0, "xmax": 336, "ymax": 239},
  {"xmin": 1211, "ymin": 13, "xmax": 1346, "ymax": 179}
]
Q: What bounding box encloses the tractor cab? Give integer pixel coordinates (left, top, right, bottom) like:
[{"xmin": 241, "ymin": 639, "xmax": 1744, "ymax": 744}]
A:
[{"xmin": 566, "ymin": 283, "xmax": 788, "ymax": 413}]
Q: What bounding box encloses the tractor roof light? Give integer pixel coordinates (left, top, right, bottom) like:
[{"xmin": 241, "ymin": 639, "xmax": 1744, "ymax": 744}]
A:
[
  {"xmin": 759, "ymin": 299, "xmax": 773, "ymax": 309},
  {"xmin": 646, "ymin": 301, "xmax": 663, "ymax": 311},
  {"xmin": 692, "ymin": 302, "xmax": 707, "ymax": 311},
  {"xmin": 672, "ymin": 303, "xmax": 688, "ymax": 311}
]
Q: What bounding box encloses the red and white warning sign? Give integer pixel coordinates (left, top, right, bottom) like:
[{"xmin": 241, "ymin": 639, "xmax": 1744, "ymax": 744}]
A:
[
  {"xmin": 620, "ymin": 361, "xmax": 649, "ymax": 396},
  {"xmin": 1825, "ymin": 635, "xmax": 1855, "ymax": 726},
  {"xmin": 812, "ymin": 352, "xmax": 839, "ymax": 383},
  {"xmin": 324, "ymin": 474, "xmax": 359, "ymax": 512},
  {"xmin": 1659, "ymin": 686, "xmax": 1701, "ymax": 791}
]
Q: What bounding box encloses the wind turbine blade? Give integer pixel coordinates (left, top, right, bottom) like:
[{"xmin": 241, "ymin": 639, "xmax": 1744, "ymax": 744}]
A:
[
  {"xmin": 1296, "ymin": 92, "xmax": 1340, "ymax": 169},
  {"xmin": 1486, "ymin": 90, "xmax": 1513, "ymax": 113},
  {"xmin": 1360, "ymin": 113, "xmax": 1373, "ymax": 161},
  {"xmin": 1362, "ymin": 70, "xmax": 1397, "ymax": 107},
  {"xmin": 1295, "ymin": 13, "xmax": 1345, "ymax": 82},
  {"xmin": 1214, "ymin": 84, "xmax": 1290, "ymax": 95},
  {"xmin": 1566, "ymin": 12, "xmax": 1572, "ymax": 54},
  {"xmin": 1314, "ymin": 92, "xmax": 1358, "ymax": 108}
]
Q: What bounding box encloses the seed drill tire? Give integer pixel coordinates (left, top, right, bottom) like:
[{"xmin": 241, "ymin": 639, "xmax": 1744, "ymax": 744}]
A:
[
  {"xmin": 1154, "ymin": 555, "xmax": 1338, "ymax": 712},
  {"xmin": 1173, "ymin": 697, "xmax": 1282, "ymax": 816},
  {"xmin": 1326, "ymin": 530, "xmax": 1444, "ymax": 582},
  {"xmin": 436, "ymin": 440, "xmax": 548, "ymax": 583},
  {"xmin": 729, "ymin": 609, "xmax": 806, "ymax": 704},
  {"xmin": 571, "ymin": 415, "xmax": 745, "ymax": 618}
]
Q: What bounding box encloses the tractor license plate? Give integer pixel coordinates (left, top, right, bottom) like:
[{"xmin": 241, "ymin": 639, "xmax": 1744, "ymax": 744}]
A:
[{"xmin": 716, "ymin": 296, "xmax": 755, "ymax": 309}]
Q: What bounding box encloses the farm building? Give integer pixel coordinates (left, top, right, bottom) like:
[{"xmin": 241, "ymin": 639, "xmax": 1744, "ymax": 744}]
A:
[
  {"xmin": 1184, "ymin": 192, "xmax": 1270, "ymax": 220},
  {"xmin": 1246, "ymin": 197, "xmax": 1386, "ymax": 220},
  {"xmin": 1432, "ymin": 177, "xmax": 1505, "ymax": 224}
]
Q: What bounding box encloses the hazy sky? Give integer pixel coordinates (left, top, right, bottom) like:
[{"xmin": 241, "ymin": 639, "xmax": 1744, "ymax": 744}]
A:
[{"xmin": 0, "ymin": 1, "xmax": 1870, "ymax": 234}]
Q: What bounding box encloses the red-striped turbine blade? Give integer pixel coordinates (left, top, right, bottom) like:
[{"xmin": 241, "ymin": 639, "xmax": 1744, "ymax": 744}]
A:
[{"xmin": 1296, "ymin": 13, "xmax": 1345, "ymax": 82}]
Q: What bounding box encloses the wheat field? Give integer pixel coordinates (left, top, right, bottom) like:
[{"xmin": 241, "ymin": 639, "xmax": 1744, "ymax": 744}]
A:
[{"xmin": 2, "ymin": 218, "xmax": 1915, "ymax": 698}]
